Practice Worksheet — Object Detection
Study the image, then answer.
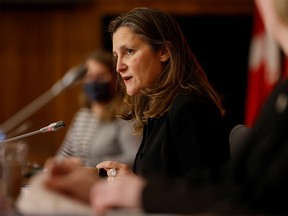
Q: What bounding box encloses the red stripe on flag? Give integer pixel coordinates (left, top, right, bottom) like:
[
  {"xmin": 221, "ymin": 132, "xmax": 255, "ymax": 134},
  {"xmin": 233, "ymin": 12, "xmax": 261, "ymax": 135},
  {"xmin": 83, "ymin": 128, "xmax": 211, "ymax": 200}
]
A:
[{"xmin": 245, "ymin": 6, "xmax": 281, "ymax": 127}]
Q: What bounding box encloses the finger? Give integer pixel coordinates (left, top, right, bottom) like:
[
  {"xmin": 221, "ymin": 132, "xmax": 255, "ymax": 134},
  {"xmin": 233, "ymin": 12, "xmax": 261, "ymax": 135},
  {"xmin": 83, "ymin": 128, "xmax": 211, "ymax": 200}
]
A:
[
  {"xmin": 96, "ymin": 161, "xmax": 129, "ymax": 170},
  {"xmin": 49, "ymin": 163, "xmax": 76, "ymax": 176},
  {"xmin": 107, "ymin": 177, "xmax": 115, "ymax": 182},
  {"xmin": 61, "ymin": 157, "xmax": 82, "ymax": 166},
  {"xmin": 96, "ymin": 161, "xmax": 118, "ymax": 170},
  {"xmin": 44, "ymin": 157, "xmax": 54, "ymax": 169},
  {"xmin": 48, "ymin": 159, "xmax": 83, "ymax": 177},
  {"xmin": 91, "ymin": 181, "xmax": 111, "ymax": 214},
  {"xmin": 45, "ymin": 175, "xmax": 71, "ymax": 192},
  {"xmin": 46, "ymin": 168, "xmax": 97, "ymax": 203}
]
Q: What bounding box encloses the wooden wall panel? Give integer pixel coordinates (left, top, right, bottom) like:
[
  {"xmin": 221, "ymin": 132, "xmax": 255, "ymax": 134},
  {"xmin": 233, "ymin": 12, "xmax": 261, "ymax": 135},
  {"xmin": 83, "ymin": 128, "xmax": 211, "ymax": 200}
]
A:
[
  {"xmin": 96, "ymin": 0, "xmax": 253, "ymax": 15},
  {"xmin": 0, "ymin": 0, "xmax": 254, "ymax": 166},
  {"xmin": 0, "ymin": 5, "xmax": 103, "ymax": 165}
]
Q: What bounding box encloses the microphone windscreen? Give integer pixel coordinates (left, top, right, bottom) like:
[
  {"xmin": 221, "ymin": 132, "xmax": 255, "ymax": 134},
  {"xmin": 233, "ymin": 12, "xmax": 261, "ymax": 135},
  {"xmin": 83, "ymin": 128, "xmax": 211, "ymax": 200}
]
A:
[
  {"xmin": 50, "ymin": 121, "xmax": 65, "ymax": 131},
  {"xmin": 40, "ymin": 121, "xmax": 65, "ymax": 133},
  {"xmin": 229, "ymin": 124, "xmax": 251, "ymax": 155}
]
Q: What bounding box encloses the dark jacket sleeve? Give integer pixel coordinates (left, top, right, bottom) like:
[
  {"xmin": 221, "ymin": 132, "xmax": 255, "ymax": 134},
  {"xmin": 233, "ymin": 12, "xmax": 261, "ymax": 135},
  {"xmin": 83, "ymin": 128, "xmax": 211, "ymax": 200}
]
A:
[
  {"xmin": 167, "ymin": 95, "xmax": 230, "ymax": 180},
  {"xmin": 142, "ymin": 177, "xmax": 251, "ymax": 215}
]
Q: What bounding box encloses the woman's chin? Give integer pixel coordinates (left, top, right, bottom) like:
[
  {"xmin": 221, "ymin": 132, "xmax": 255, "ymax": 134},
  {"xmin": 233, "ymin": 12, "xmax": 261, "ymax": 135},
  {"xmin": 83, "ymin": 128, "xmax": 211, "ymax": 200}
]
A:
[{"xmin": 126, "ymin": 89, "xmax": 139, "ymax": 96}]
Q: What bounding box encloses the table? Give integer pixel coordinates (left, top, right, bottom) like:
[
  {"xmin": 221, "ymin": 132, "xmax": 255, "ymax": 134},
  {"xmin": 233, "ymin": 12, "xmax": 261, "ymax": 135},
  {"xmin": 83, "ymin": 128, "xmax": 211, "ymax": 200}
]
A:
[{"xmin": 14, "ymin": 173, "xmax": 211, "ymax": 216}]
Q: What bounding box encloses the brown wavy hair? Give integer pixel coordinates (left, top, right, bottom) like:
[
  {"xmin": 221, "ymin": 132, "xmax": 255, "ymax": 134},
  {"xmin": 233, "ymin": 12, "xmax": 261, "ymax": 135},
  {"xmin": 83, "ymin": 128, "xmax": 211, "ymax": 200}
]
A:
[{"xmin": 108, "ymin": 7, "xmax": 225, "ymax": 134}]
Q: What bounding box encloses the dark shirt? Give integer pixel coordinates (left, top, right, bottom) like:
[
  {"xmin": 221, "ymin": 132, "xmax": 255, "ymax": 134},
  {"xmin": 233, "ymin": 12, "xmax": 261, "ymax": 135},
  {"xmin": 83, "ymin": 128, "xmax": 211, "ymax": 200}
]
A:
[
  {"xmin": 133, "ymin": 92, "xmax": 230, "ymax": 180},
  {"xmin": 142, "ymin": 78, "xmax": 288, "ymax": 215}
]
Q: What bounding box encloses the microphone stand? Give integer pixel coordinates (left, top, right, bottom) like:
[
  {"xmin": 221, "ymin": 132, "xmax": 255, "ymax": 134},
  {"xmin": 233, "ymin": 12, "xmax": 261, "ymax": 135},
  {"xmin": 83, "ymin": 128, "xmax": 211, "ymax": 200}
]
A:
[
  {"xmin": 0, "ymin": 121, "xmax": 65, "ymax": 144},
  {"xmin": 0, "ymin": 65, "xmax": 86, "ymax": 138}
]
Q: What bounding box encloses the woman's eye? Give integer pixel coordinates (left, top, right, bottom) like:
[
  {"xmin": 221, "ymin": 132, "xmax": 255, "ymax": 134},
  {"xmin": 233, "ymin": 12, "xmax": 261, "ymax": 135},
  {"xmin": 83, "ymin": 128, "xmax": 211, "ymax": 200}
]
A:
[{"xmin": 126, "ymin": 49, "xmax": 134, "ymax": 55}]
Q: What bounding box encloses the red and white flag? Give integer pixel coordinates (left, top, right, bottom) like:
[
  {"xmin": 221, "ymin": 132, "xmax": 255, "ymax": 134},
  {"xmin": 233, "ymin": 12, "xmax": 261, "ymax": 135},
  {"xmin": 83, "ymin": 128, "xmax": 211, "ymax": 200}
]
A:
[{"xmin": 245, "ymin": 6, "xmax": 281, "ymax": 127}]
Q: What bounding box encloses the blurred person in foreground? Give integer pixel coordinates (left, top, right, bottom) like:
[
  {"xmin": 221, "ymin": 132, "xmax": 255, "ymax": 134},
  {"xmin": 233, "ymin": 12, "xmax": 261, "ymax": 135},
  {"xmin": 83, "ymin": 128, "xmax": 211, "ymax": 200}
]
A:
[{"xmin": 47, "ymin": 49, "xmax": 141, "ymax": 169}]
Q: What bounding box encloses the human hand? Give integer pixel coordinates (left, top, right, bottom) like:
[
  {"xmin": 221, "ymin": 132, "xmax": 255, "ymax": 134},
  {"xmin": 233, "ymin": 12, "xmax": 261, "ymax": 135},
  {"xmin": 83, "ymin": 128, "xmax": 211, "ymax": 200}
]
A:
[
  {"xmin": 45, "ymin": 162, "xmax": 99, "ymax": 203},
  {"xmin": 90, "ymin": 175, "xmax": 146, "ymax": 214},
  {"xmin": 96, "ymin": 161, "xmax": 135, "ymax": 181},
  {"xmin": 44, "ymin": 156, "xmax": 82, "ymax": 171}
]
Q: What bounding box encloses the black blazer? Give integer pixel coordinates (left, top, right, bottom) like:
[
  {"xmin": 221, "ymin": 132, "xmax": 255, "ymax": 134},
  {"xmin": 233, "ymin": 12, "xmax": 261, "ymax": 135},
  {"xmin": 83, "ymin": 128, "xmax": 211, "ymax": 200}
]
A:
[
  {"xmin": 133, "ymin": 92, "xmax": 230, "ymax": 180},
  {"xmin": 142, "ymin": 78, "xmax": 288, "ymax": 215}
]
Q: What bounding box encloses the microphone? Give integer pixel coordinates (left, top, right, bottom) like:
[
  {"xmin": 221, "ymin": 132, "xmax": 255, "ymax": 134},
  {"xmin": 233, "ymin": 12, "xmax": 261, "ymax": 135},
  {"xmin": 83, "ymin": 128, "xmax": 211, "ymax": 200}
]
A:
[
  {"xmin": 0, "ymin": 65, "xmax": 86, "ymax": 136},
  {"xmin": 0, "ymin": 121, "xmax": 65, "ymax": 144},
  {"xmin": 229, "ymin": 124, "xmax": 251, "ymax": 156}
]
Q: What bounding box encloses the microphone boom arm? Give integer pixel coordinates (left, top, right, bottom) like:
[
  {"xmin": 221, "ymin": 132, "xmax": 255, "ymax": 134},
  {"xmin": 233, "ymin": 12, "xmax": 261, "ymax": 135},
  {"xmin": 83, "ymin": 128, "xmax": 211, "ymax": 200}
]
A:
[{"xmin": 0, "ymin": 65, "xmax": 86, "ymax": 135}]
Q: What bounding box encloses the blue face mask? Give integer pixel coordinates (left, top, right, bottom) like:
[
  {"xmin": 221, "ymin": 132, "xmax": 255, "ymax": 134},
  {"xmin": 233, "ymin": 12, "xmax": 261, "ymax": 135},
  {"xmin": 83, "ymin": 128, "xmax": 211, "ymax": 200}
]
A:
[{"xmin": 83, "ymin": 81, "xmax": 112, "ymax": 102}]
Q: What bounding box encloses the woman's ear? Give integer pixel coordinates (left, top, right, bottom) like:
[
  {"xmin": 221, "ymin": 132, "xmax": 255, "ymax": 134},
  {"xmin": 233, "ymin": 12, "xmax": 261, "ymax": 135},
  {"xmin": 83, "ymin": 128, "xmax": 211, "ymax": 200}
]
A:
[{"xmin": 160, "ymin": 45, "xmax": 170, "ymax": 62}]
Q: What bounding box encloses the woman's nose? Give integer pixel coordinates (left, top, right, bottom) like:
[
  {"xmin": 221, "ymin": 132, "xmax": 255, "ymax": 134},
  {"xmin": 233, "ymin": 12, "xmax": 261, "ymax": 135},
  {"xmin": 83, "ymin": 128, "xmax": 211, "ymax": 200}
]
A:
[{"xmin": 116, "ymin": 60, "xmax": 127, "ymax": 73}]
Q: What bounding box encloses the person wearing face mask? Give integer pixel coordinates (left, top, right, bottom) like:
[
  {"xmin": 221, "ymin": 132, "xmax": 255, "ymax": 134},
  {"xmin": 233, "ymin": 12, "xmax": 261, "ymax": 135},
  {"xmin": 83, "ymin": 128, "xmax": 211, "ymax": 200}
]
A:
[{"xmin": 53, "ymin": 49, "xmax": 142, "ymax": 168}]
